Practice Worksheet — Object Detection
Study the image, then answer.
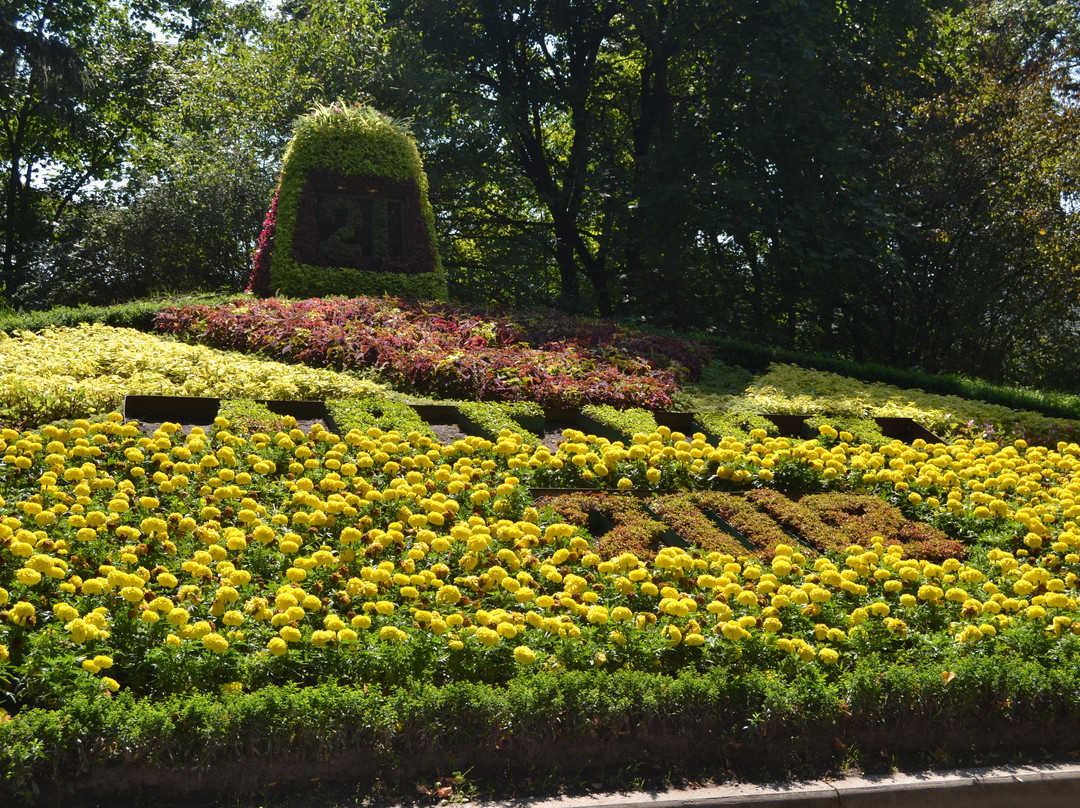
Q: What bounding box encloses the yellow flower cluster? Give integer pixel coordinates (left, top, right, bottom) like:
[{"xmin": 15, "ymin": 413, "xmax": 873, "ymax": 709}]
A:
[{"xmin": 3, "ymin": 410, "xmax": 1080, "ymax": 697}]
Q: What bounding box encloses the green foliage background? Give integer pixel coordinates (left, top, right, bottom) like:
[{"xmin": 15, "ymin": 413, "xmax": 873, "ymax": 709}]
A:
[{"xmin": 1, "ymin": 0, "xmax": 1079, "ymax": 387}]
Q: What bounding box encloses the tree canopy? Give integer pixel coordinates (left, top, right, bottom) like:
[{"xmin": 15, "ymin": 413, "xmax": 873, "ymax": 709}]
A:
[{"xmin": 1, "ymin": 0, "xmax": 1079, "ymax": 389}]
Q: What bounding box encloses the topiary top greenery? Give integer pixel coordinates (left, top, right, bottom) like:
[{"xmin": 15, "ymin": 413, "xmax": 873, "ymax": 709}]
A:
[{"xmin": 249, "ymin": 102, "xmax": 446, "ymax": 300}]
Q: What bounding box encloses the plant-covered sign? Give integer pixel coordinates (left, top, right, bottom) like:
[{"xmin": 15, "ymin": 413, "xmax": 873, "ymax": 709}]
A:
[{"xmin": 249, "ymin": 103, "xmax": 445, "ymax": 299}]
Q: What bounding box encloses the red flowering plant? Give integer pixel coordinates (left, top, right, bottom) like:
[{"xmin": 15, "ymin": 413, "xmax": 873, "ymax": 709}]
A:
[
  {"xmin": 155, "ymin": 296, "xmax": 708, "ymax": 408},
  {"xmin": 247, "ymin": 187, "xmax": 279, "ymax": 297}
]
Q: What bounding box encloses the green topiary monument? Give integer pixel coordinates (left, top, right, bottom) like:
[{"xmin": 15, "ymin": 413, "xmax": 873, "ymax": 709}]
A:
[{"xmin": 248, "ymin": 102, "xmax": 446, "ymax": 299}]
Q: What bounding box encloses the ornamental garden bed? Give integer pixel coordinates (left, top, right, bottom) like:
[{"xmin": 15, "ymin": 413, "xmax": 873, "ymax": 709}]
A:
[{"xmin": 3, "ymin": 303, "xmax": 1080, "ymax": 807}]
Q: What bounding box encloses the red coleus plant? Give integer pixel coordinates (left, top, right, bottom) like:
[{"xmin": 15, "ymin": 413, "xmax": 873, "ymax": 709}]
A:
[
  {"xmin": 156, "ymin": 296, "xmax": 708, "ymax": 409},
  {"xmin": 248, "ymin": 187, "xmax": 279, "ymax": 297}
]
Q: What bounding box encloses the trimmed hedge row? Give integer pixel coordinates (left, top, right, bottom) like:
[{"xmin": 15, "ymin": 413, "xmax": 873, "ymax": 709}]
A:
[
  {"xmin": 4, "ymin": 660, "xmax": 1080, "ymax": 806},
  {"xmin": 0, "ymin": 294, "xmax": 234, "ymax": 335}
]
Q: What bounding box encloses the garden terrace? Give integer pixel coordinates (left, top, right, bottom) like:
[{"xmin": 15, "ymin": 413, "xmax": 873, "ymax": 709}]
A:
[
  {"xmin": 4, "ymin": 402, "xmax": 1080, "ymax": 801},
  {"xmin": 4, "ymin": 305, "xmax": 1080, "ymax": 805}
]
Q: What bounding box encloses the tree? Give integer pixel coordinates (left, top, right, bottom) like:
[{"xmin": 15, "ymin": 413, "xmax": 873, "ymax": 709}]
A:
[
  {"xmin": 875, "ymin": 0, "xmax": 1080, "ymax": 385},
  {"xmin": 16, "ymin": 0, "xmax": 392, "ymax": 307},
  {"xmin": 386, "ymin": 0, "xmax": 625, "ymax": 313},
  {"xmin": 386, "ymin": 0, "xmax": 947, "ymax": 327},
  {"xmin": 0, "ymin": 0, "xmax": 179, "ymax": 304}
]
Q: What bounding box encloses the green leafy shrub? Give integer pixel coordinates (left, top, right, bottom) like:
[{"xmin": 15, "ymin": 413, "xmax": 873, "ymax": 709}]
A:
[
  {"xmin": 805, "ymin": 415, "xmax": 891, "ymax": 448},
  {"xmin": 696, "ymin": 411, "xmax": 779, "ymax": 443},
  {"xmin": 216, "ymin": 399, "xmax": 288, "ymax": 433},
  {"xmin": 327, "ymin": 395, "xmax": 432, "ymax": 436},
  {"xmin": 0, "ymin": 294, "xmax": 233, "ymax": 335}
]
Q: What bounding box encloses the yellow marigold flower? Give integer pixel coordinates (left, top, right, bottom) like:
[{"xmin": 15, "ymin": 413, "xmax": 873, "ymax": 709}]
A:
[
  {"xmin": 1010, "ymin": 577, "xmax": 1036, "ymax": 596},
  {"xmin": 188, "ymin": 620, "xmax": 212, "ymax": 639},
  {"xmin": 664, "ymin": 625, "xmax": 683, "ymax": 646},
  {"xmin": 513, "ymin": 645, "xmax": 536, "ymax": 664},
  {"xmin": 475, "ymin": 626, "xmax": 500, "ymax": 647},
  {"xmin": 435, "ymin": 585, "xmax": 461, "ymax": 606},
  {"xmin": 15, "ymin": 568, "xmax": 41, "ymax": 586},
  {"xmin": 157, "ymin": 572, "xmax": 179, "ymax": 588},
  {"xmin": 310, "ymin": 630, "xmax": 335, "ymax": 647},
  {"xmin": 166, "ymin": 608, "xmax": 190, "ymax": 626},
  {"xmin": 379, "ymin": 625, "xmax": 408, "ymax": 642},
  {"xmin": 1025, "ymin": 605, "xmax": 1047, "ymax": 621},
  {"xmin": 202, "ymin": 633, "xmax": 229, "ymax": 653},
  {"xmin": 762, "ymin": 617, "xmax": 783, "ymax": 633},
  {"xmin": 101, "ymin": 677, "xmax": 120, "ymax": 692},
  {"xmin": 611, "ymin": 606, "xmax": 633, "ymax": 622},
  {"xmin": 120, "ymin": 586, "xmax": 144, "ymax": 603},
  {"xmin": 496, "ymin": 621, "xmax": 518, "ymax": 639},
  {"xmin": 268, "ymin": 637, "xmax": 288, "ymax": 656},
  {"xmin": 819, "ymin": 648, "xmax": 840, "ymax": 665}
]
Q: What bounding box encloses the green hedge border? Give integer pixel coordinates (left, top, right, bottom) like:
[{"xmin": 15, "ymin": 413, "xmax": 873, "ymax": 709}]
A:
[{"xmin": 4, "ymin": 660, "xmax": 1080, "ymax": 806}]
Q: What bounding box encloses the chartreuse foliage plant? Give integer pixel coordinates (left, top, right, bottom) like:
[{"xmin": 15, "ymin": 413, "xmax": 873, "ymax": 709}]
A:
[
  {"xmin": 0, "ymin": 325, "xmax": 379, "ymax": 428},
  {"xmin": 326, "ymin": 395, "xmax": 433, "ymax": 438},
  {"xmin": 732, "ymin": 364, "xmax": 1080, "ymax": 447},
  {"xmin": 252, "ymin": 103, "xmax": 446, "ymax": 300},
  {"xmin": 456, "ymin": 401, "xmax": 543, "ymax": 443},
  {"xmin": 695, "ymin": 411, "xmax": 780, "ymax": 444},
  {"xmin": 579, "ymin": 404, "xmax": 659, "ymax": 442},
  {"xmin": 694, "ymin": 334, "xmax": 1080, "ymax": 422}
]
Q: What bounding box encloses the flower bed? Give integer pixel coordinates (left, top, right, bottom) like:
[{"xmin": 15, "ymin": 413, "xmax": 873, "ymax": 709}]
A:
[
  {"xmin": 743, "ymin": 363, "xmax": 1080, "ymax": 446},
  {"xmin": 6, "ymin": 309, "xmax": 1080, "ymax": 804},
  {"xmin": 0, "ymin": 325, "xmax": 379, "ymax": 429},
  {"xmin": 154, "ymin": 297, "xmax": 708, "ymax": 409},
  {"xmin": 1, "ymin": 413, "xmax": 1078, "ymax": 698}
]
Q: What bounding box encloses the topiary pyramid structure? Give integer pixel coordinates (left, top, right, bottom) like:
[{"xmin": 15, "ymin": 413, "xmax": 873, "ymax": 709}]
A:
[{"xmin": 249, "ymin": 102, "xmax": 446, "ymax": 299}]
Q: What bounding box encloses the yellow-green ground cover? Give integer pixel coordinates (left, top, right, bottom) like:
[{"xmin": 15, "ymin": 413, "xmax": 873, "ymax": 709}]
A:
[
  {"xmin": 699, "ymin": 362, "xmax": 1080, "ymax": 444},
  {"xmin": 0, "ymin": 325, "xmax": 379, "ymax": 427}
]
